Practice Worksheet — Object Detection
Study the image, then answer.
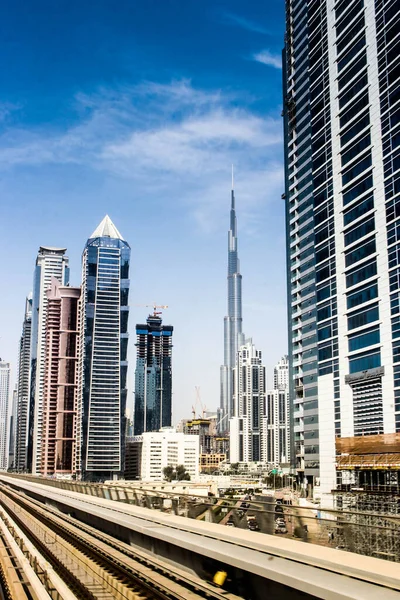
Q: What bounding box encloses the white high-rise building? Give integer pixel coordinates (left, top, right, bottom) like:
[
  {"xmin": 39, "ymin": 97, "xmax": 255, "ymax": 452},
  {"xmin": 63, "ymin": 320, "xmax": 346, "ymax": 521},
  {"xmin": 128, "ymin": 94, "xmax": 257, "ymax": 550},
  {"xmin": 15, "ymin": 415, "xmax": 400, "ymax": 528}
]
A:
[
  {"xmin": 127, "ymin": 429, "xmax": 200, "ymax": 481},
  {"xmin": 274, "ymin": 355, "xmax": 289, "ymax": 390},
  {"xmin": 29, "ymin": 247, "xmax": 69, "ymax": 474},
  {"xmin": 266, "ymin": 356, "xmax": 290, "ymax": 466},
  {"xmin": 0, "ymin": 361, "xmax": 11, "ymax": 471},
  {"xmin": 284, "ymin": 0, "xmax": 400, "ymax": 496},
  {"xmin": 229, "ymin": 341, "xmax": 267, "ymax": 463}
]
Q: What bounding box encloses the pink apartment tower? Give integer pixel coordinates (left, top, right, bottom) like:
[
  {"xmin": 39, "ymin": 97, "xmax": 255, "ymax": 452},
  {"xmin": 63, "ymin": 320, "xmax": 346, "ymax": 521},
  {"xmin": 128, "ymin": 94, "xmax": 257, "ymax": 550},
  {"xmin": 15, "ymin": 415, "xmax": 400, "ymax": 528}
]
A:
[{"xmin": 41, "ymin": 278, "xmax": 80, "ymax": 477}]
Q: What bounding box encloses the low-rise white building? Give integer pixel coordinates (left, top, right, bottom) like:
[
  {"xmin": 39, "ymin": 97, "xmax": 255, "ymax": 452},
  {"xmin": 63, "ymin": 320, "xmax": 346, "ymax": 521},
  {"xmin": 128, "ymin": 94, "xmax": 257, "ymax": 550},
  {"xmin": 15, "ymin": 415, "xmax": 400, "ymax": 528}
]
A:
[{"xmin": 125, "ymin": 428, "xmax": 199, "ymax": 481}]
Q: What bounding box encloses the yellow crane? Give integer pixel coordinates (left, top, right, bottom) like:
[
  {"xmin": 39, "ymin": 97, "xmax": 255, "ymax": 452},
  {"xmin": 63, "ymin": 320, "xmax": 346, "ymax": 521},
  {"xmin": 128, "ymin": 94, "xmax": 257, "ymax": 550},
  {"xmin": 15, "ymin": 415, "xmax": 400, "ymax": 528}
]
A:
[{"xmin": 133, "ymin": 303, "xmax": 168, "ymax": 317}]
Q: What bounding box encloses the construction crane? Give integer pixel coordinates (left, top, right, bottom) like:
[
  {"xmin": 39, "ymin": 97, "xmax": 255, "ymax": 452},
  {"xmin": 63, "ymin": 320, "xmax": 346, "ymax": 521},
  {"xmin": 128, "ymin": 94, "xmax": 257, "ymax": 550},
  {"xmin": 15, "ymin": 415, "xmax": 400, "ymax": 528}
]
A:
[
  {"xmin": 191, "ymin": 386, "xmax": 207, "ymax": 419},
  {"xmin": 133, "ymin": 303, "xmax": 168, "ymax": 317}
]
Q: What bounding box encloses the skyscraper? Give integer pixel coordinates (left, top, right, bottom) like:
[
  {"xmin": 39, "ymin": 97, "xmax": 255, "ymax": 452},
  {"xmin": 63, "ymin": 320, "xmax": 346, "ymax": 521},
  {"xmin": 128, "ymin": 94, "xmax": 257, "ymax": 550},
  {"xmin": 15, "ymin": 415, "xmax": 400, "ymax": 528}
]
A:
[
  {"xmin": 29, "ymin": 247, "xmax": 69, "ymax": 474},
  {"xmin": 220, "ymin": 173, "xmax": 245, "ymax": 431},
  {"xmin": 15, "ymin": 295, "xmax": 32, "ymax": 471},
  {"xmin": 41, "ymin": 278, "xmax": 81, "ymax": 477},
  {"xmin": 0, "ymin": 361, "xmax": 11, "ymax": 471},
  {"xmin": 77, "ymin": 216, "xmax": 130, "ymax": 480},
  {"xmin": 266, "ymin": 356, "xmax": 290, "ymax": 466},
  {"xmin": 134, "ymin": 313, "xmax": 173, "ymax": 435},
  {"xmin": 8, "ymin": 387, "xmax": 18, "ymax": 470},
  {"xmin": 229, "ymin": 340, "xmax": 267, "ymax": 463},
  {"xmin": 274, "ymin": 355, "xmax": 289, "ymax": 391},
  {"xmin": 284, "ymin": 0, "xmax": 400, "ymax": 496}
]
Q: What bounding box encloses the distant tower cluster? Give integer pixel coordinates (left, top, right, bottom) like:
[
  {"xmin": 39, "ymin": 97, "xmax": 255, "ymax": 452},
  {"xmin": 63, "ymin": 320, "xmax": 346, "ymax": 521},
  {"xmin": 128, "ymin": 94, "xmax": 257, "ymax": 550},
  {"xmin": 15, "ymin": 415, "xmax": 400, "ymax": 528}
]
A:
[
  {"xmin": 134, "ymin": 313, "xmax": 173, "ymax": 435},
  {"xmin": 9, "ymin": 215, "xmax": 130, "ymax": 481}
]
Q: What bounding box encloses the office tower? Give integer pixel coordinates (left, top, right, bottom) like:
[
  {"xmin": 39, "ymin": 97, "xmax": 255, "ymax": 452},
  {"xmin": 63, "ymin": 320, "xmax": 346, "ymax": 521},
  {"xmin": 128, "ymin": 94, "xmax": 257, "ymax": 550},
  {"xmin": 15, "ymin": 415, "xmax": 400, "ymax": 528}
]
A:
[
  {"xmin": 41, "ymin": 278, "xmax": 81, "ymax": 477},
  {"xmin": 15, "ymin": 295, "xmax": 32, "ymax": 472},
  {"xmin": 8, "ymin": 387, "xmax": 18, "ymax": 470},
  {"xmin": 283, "ymin": 0, "xmax": 400, "ymax": 496},
  {"xmin": 29, "ymin": 247, "xmax": 69, "ymax": 473},
  {"xmin": 229, "ymin": 340, "xmax": 266, "ymax": 463},
  {"xmin": 266, "ymin": 356, "xmax": 290, "ymax": 466},
  {"xmin": 274, "ymin": 355, "xmax": 289, "ymax": 390},
  {"xmin": 125, "ymin": 429, "xmax": 199, "ymax": 481},
  {"xmin": 77, "ymin": 216, "xmax": 130, "ymax": 480},
  {"xmin": 0, "ymin": 361, "xmax": 11, "ymax": 471},
  {"xmin": 220, "ymin": 173, "xmax": 245, "ymax": 431},
  {"xmin": 134, "ymin": 313, "xmax": 173, "ymax": 435}
]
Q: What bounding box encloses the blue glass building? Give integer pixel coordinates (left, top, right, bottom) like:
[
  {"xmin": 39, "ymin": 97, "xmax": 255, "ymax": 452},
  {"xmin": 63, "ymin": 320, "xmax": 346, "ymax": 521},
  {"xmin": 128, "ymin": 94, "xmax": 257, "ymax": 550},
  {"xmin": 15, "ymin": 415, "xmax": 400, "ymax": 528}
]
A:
[
  {"xmin": 134, "ymin": 314, "xmax": 173, "ymax": 435},
  {"xmin": 77, "ymin": 216, "xmax": 130, "ymax": 480},
  {"xmin": 284, "ymin": 0, "xmax": 400, "ymax": 496}
]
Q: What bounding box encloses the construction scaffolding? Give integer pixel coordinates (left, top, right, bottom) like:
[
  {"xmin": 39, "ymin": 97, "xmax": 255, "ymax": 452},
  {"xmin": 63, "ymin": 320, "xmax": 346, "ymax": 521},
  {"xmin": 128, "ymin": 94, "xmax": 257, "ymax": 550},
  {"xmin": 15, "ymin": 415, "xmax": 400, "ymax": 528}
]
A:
[{"xmin": 332, "ymin": 433, "xmax": 400, "ymax": 561}]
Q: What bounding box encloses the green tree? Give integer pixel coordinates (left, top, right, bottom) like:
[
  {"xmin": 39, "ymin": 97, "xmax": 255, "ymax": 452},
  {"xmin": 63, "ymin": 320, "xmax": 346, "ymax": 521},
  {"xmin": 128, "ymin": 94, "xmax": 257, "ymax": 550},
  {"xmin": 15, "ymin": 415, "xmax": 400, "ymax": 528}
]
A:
[
  {"xmin": 175, "ymin": 464, "xmax": 191, "ymax": 481},
  {"xmin": 163, "ymin": 466, "xmax": 175, "ymax": 482}
]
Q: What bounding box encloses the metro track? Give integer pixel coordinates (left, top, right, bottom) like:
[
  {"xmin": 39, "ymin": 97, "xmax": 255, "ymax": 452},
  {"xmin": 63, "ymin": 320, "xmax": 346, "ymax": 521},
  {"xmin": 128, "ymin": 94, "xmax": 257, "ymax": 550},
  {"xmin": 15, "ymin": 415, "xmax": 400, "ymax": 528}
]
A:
[
  {"xmin": 2, "ymin": 476, "xmax": 400, "ymax": 599},
  {"xmin": 0, "ymin": 483, "xmax": 240, "ymax": 600}
]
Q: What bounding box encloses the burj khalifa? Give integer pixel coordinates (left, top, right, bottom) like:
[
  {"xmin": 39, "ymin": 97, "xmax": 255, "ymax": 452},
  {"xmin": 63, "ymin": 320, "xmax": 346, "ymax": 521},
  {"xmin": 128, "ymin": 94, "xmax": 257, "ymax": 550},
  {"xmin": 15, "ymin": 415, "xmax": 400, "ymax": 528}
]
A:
[{"xmin": 220, "ymin": 171, "xmax": 244, "ymax": 432}]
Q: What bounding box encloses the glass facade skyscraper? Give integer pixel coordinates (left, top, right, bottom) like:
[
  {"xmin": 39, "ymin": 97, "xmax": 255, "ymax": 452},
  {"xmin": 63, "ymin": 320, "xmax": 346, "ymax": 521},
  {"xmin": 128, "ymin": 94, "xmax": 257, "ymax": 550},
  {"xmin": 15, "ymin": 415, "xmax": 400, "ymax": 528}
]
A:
[
  {"xmin": 15, "ymin": 294, "xmax": 32, "ymax": 472},
  {"xmin": 220, "ymin": 178, "xmax": 245, "ymax": 431},
  {"xmin": 134, "ymin": 314, "xmax": 173, "ymax": 435},
  {"xmin": 284, "ymin": 0, "xmax": 400, "ymax": 496},
  {"xmin": 77, "ymin": 216, "xmax": 130, "ymax": 480}
]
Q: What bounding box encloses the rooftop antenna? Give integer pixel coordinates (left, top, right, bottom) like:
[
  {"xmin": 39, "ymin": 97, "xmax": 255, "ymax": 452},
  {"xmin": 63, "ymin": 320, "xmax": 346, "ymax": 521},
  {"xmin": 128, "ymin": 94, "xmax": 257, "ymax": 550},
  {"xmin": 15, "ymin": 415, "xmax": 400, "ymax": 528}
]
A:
[{"xmin": 231, "ymin": 164, "xmax": 234, "ymax": 190}]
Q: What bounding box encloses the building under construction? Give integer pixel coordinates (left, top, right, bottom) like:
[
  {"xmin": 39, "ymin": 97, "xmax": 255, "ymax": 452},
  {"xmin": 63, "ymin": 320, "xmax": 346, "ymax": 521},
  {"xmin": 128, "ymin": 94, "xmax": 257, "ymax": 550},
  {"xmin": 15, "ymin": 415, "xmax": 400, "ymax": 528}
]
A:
[
  {"xmin": 179, "ymin": 416, "xmax": 228, "ymax": 473},
  {"xmin": 332, "ymin": 433, "xmax": 400, "ymax": 561}
]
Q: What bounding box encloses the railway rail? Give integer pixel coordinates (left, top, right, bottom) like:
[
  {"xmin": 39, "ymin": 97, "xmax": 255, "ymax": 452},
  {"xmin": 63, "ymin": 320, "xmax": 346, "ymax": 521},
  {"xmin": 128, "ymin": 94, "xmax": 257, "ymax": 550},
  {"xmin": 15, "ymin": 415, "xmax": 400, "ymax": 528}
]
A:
[
  {"xmin": 2, "ymin": 476, "xmax": 400, "ymax": 599},
  {"xmin": 0, "ymin": 483, "xmax": 241, "ymax": 600}
]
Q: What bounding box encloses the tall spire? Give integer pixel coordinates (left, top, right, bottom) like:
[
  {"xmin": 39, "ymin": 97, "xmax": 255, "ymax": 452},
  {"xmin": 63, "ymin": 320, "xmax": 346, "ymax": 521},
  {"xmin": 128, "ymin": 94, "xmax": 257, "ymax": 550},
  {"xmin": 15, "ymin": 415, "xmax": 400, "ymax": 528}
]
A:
[
  {"xmin": 89, "ymin": 215, "xmax": 124, "ymax": 241},
  {"xmin": 219, "ymin": 168, "xmax": 244, "ymax": 431}
]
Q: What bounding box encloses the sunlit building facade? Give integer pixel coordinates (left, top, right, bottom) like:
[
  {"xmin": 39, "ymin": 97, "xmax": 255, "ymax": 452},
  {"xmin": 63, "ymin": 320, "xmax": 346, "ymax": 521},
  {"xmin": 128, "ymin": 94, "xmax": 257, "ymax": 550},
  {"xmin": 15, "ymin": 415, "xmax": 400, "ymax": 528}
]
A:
[
  {"xmin": 284, "ymin": 0, "xmax": 400, "ymax": 495},
  {"xmin": 41, "ymin": 278, "xmax": 80, "ymax": 477},
  {"xmin": 229, "ymin": 340, "xmax": 267, "ymax": 463},
  {"xmin": 29, "ymin": 247, "xmax": 69, "ymax": 474},
  {"xmin": 77, "ymin": 216, "xmax": 130, "ymax": 480}
]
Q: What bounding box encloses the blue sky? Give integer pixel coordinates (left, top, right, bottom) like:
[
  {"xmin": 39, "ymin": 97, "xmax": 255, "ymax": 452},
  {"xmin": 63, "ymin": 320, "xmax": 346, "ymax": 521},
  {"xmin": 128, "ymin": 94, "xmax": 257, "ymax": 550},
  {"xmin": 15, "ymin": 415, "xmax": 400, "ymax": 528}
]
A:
[{"xmin": 0, "ymin": 0, "xmax": 287, "ymax": 422}]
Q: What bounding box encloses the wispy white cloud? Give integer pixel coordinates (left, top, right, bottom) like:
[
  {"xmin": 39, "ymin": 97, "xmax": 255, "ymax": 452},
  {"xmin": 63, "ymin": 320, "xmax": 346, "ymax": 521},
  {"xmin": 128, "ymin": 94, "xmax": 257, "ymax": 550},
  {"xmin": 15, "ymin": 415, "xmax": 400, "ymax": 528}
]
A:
[
  {"xmin": 221, "ymin": 11, "xmax": 271, "ymax": 35},
  {"xmin": 0, "ymin": 80, "xmax": 283, "ymax": 232},
  {"xmin": 252, "ymin": 50, "xmax": 282, "ymax": 69},
  {"xmin": 0, "ymin": 102, "xmax": 22, "ymax": 124}
]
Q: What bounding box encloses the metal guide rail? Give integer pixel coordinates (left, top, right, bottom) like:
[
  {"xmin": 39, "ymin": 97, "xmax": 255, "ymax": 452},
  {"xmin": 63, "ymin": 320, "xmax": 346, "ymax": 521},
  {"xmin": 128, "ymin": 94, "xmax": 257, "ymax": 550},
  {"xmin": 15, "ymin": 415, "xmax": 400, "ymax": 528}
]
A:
[
  {"xmin": 0, "ymin": 522, "xmax": 34, "ymax": 600},
  {"xmin": 4, "ymin": 473, "xmax": 400, "ymax": 562},
  {"xmin": 2, "ymin": 476, "xmax": 400, "ymax": 600},
  {"xmin": 0, "ymin": 483, "xmax": 241, "ymax": 600}
]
